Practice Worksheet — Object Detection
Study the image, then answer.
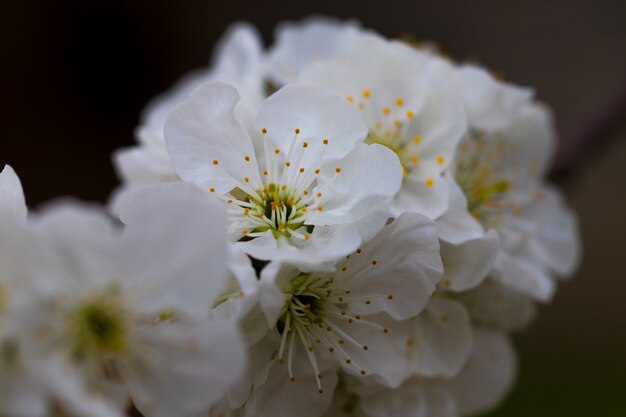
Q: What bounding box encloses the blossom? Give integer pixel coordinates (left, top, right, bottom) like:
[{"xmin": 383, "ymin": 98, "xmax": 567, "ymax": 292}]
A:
[
  {"xmin": 322, "ymin": 327, "xmax": 516, "ymax": 417},
  {"xmin": 113, "ymin": 22, "xmax": 265, "ymax": 190},
  {"xmin": 0, "ymin": 170, "xmax": 246, "ymax": 417},
  {"xmin": 437, "ymin": 69, "xmax": 581, "ymax": 301},
  {"xmin": 164, "ymin": 81, "xmax": 402, "ymax": 267},
  {"xmin": 237, "ymin": 213, "xmax": 443, "ymax": 417}
]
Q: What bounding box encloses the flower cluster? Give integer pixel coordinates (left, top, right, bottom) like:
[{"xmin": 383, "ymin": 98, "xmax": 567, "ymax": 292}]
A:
[{"xmin": 1, "ymin": 17, "xmax": 580, "ymax": 417}]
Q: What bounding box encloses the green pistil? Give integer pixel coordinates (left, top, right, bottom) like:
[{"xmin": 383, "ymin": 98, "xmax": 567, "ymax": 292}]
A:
[
  {"xmin": 465, "ymin": 179, "xmax": 510, "ymax": 216},
  {"xmin": 278, "ymin": 274, "xmax": 327, "ymax": 335},
  {"xmin": 69, "ymin": 292, "xmax": 128, "ymax": 360},
  {"xmin": 249, "ymin": 183, "xmax": 306, "ymax": 238}
]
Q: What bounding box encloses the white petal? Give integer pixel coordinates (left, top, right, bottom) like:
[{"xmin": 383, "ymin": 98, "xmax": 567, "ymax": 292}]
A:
[
  {"xmin": 28, "ymin": 202, "xmax": 118, "ymax": 296},
  {"xmin": 309, "ymin": 143, "xmax": 402, "ymax": 230},
  {"xmin": 256, "ymin": 84, "xmax": 368, "ymax": 171},
  {"xmin": 0, "ymin": 165, "xmax": 27, "ymax": 223},
  {"xmin": 245, "ymin": 350, "xmax": 339, "ymax": 417},
  {"xmin": 164, "ymin": 81, "xmax": 261, "ymax": 194},
  {"xmin": 356, "ymin": 378, "xmax": 428, "ymax": 417},
  {"xmin": 455, "ymin": 278, "xmax": 537, "ymax": 331},
  {"xmin": 392, "ymin": 175, "xmax": 451, "ymax": 220},
  {"xmin": 267, "ymin": 16, "xmax": 364, "ymax": 84},
  {"xmin": 238, "ymin": 224, "xmax": 361, "ymax": 270},
  {"xmin": 210, "ymin": 22, "xmax": 265, "ymax": 110},
  {"xmin": 492, "ymin": 251, "xmax": 555, "ymax": 302},
  {"xmin": 445, "ymin": 328, "xmax": 517, "ymax": 415},
  {"xmin": 408, "ymin": 297, "xmax": 472, "ymax": 378},
  {"xmin": 116, "ymin": 183, "xmax": 228, "ymax": 314},
  {"xmin": 332, "ymin": 313, "xmax": 411, "ymax": 388},
  {"xmin": 130, "ymin": 319, "xmax": 246, "ymax": 417},
  {"xmin": 435, "ymin": 176, "xmax": 484, "ymax": 244},
  {"xmin": 338, "ymin": 213, "xmax": 443, "ymax": 320},
  {"xmin": 112, "ymin": 145, "xmax": 178, "ymax": 188},
  {"xmin": 452, "ymin": 64, "xmax": 533, "ymax": 130},
  {"xmin": 440, "ymin": 229, "xmax": 499, "ymax": 292},
  {"xmin": 504, "ymin": 102, "xmax": 556, "ymax": 178},
  {"xmin": 518, "ymin": 186, "xmax": 581, "ymax": 277}
]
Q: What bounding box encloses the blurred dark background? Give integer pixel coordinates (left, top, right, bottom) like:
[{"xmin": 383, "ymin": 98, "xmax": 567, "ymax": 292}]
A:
[{"xmin": 2, "ymin": 1, "xmax": 625, "ymax": 415}]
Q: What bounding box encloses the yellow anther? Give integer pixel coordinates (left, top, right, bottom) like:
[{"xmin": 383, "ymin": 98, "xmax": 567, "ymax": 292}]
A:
[
  {"xmin": 335, "ymin": 167, "xmax": 342, "ymax": 173},
  {"xmin": 209, "ymin": 188, "xmax": 215, "ymax": 193},
  {"xmin": 323, "ymin": 139, "xmax": 329, "ymax": 145},
  {"xmin": 304, "ymin": 234, "xmax": 310, "ymax": 241},
  {"xmin": 360, "ymin": 370, "xmax": 367, "ymax": 375},
  {"xmin": 356, "ymin": 248, "xmax": 362, "ymax": 254},
  {"xmin": 411, "ymin": 155, "xmax": 419, "ymax": 164},
  {"xmin": 316, "ymin": 192, "xmax": 322, "ymax": 198},
  {"xmin": 383, "ymin": 107, "xmax": 391, "ymax": 115},
  {"xmin": 242, "ymin": 229, "xmax": 249, "ymax": 236},
  {"xmin": 371, "ymin": 260, "xmax": 378, "ymax": 266},
  {"xmin": 274, "ymin": 149, "xmax": 280, "ymax": 154},
  {"xmin": 317, "ymin": 206, "xmax": 324, "ymax": 212},
  {"xmin": 395, "ymin": 97, "xmax": 404, "ymax": 106},
  {"xmin": 387, "ymin": 294, "xmax": 394, "ymax": 300},
  {"xmin": 212, "ymin": 160, "xmax": 219, "ymax": 165},
  {"xmin": 227, "ymin": 199, "xmax": 233, "ymax": 204},
  {"xmin": 299, "ymin": 167, "xmax": 305, "ymax": 173},
  {"xmin": 406, "ymin": 110, "xmax": 414, "ymax": 119},
  {"xmin": 436, "ymin": 155, "xmax": 445, "ymax": 165},
  {"xmin": 263, "ymin": 169, "xmax": 268, "ymax": 176},
  {"xmin": 281, "ymin": 185, "xmax": 287, "ymax": 191},
  {"xmin": 285, "ymin": 161, "xmax": 291, "ymax": 167},
  {"xmin": 244, "ymin": 177, "xmax": 249, "ymax": 183},
  {"xmin": 295, "ymin": 128, "xmax": 300, "ymax": 134},
  {"xmin": 346, "ymin": 96, "xmax": 354, "ymax": 102},
  {"xmin": 315, "ymin": 168, "xmax": 320, "ymax": 174},
  {"xmin": 363, "ymin": 89, "xmax": 371, "ymax": 99},
  {"xmin": 261, "ymin": 128, "xmax": 267, "ymax": 134},
  {"xmin": 302, "ymin": 142, "xmax": 308, "ymax": 148},
  {"xmin": 243, "ymin": 208, "xmax": 249, "ymax": 216},
  {"xmin": 303, "ymin": 190, "xmax": 309, "ymax": 195},
  {"xmin": 425, "ymin": 178, "xmax": 434, "ymax": 187},
  {"xmin": 413, "ymin": 135, "xmax": 422, "ymax": 144}
]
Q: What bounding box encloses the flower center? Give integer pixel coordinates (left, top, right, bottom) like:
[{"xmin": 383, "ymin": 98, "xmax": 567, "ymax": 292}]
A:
[
  {"xmin": 275, "ymin": 267, "xmax": 390, "ymax": 393},
  {"xmin": 237, "ymin": 183, "xmax": 310, "ymax": 239},
  {"xmin": 454, "ymin": 131, "xmax": 518, "ymax": 228},
  {"xmin": 68, "ymin": 290, "xmax": 128, "ymax": 361},
  {"xmin": 211, "ymin": 129, "xmax": 334, "ymax": 242}
]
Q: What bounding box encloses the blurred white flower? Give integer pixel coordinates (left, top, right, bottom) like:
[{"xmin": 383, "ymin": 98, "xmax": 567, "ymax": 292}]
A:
[
  {"xmin": 164, "ymin": 81, "xmax": 402, "ymax": 267},
  {"xmin": 0, "ymin": 171, "xmax": 246, "ymax": 417}
]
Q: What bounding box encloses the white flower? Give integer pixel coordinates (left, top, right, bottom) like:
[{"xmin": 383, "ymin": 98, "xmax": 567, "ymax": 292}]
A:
[
  {"xmin": 240, "ymin": 213, "xmax": 443, "ymax": 417},
  {"xmin": 296, "ymin": 32, "xmax": 467, "ymax": 220},
  {"xmin": 325, "ymin": 327, "xmax": 516, "ymax": 417},
  {"xmin": 113, "ymin": 22, "xmax": 265, "ymax": 190},
  {"xmin": 442, "ymin": 90, "xmax": 581, "ymax": 301},
  {"xmin": 164, "ymin": 81, "xmax": 403, "ymax": 267},
  {"xmin": 1, "ymin": 171, "xmax": 246, "ymax": 417}
]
